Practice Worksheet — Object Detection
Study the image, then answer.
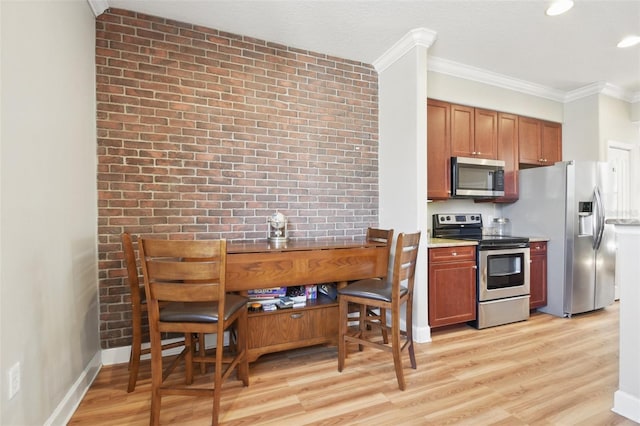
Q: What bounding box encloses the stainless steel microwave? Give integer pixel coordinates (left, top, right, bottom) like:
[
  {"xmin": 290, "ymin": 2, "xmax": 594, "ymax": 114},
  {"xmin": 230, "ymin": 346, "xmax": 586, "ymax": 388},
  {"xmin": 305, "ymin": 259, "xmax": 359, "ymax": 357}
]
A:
[{"xmin": 451, "ymin": 156, "xmax": 505, "ymax": 198}]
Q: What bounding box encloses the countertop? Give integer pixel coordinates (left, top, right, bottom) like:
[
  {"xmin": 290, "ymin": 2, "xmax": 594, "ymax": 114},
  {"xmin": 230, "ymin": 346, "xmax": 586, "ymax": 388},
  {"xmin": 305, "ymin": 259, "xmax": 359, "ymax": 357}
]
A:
[
  {"xmin": 427, "ymin": 238, "xmax": 478, "ymax": 248},
  {"xmin": 428, "ymin": 236, "xmax": 548, "ymax": 248},
  {"xmin": 528, "ymin": 237, "xmax": 550, "ymax": 242}
]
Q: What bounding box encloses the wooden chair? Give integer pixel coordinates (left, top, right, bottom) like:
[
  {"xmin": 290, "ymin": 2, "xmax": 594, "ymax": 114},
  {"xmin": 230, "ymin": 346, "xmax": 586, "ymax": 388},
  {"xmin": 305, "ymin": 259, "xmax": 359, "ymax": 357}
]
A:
[
  {"xmin": 337, "ymin": 231, "xmax": 421, "ymax": 390},
  {"xmin": 357, "ymin": 228, "xmax": 394, "ymax": 345},
  {"xmin": 139, "ymin": 238, "xmax": 249, "ymax": 426},
  {"xmin": 121, "ymin": 232, "xmax": 186, "ymax": 393}
]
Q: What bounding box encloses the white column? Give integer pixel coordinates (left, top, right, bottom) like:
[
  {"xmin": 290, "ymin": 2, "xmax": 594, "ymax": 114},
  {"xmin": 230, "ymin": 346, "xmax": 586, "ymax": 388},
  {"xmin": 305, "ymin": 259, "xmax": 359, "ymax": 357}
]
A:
[{"xmin": 609, "ymin": 219, "xmax": 640, "ymax": 423}]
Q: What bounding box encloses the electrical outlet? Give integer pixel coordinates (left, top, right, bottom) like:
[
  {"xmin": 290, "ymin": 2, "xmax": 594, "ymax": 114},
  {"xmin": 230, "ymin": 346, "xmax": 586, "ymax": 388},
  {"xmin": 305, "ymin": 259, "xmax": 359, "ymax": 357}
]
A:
[{"xmin": 8, "ymin": 362, "xmax": 20, "ymax": 399}]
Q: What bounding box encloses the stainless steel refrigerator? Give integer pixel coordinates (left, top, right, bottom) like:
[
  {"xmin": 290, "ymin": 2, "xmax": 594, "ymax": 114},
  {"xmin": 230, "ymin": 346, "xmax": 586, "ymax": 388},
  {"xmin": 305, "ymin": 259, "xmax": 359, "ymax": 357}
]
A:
[{"xmin": 503, "ymin": 160, "xmax": 617, "ymax": 317}]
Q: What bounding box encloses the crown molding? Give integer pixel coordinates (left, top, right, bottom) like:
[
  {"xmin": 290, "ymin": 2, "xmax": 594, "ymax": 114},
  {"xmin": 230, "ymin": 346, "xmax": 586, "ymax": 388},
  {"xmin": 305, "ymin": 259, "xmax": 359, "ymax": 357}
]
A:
[
  {"xmin": 373, "ymin": 28, "xmax": 437, "ymax": 73},
  {"xmin": 87, "ymin": 0, "xmax": 109, "ymax": 17},
  {"xmin": 427, "ymin": 56, "xmax": 639, "ymax": 105},
  {"xmin": 565, "ymin": 82, "xmax": 640, "ymax": 104},
  {"xmin": 428, "ymin": 56, "xmax": 566, "ymax": 102}
]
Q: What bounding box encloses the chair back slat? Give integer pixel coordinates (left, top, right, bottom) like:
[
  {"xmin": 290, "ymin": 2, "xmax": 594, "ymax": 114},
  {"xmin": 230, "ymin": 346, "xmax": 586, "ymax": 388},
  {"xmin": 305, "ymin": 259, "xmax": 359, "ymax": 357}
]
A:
[
  {"xmin": 366, "ymin": 228, "xmax": 394, "ymax": 279},
  {"xmin": 146, "ymin": 260, "xmax": 222, "ymax": 283},
  {"xmin": 392, "ymin": 231, "xmax": 421, "ymax": 299},
  {"xmin": 151, "ymin": 282, "xmax": 221, "ymax": 302},
  {"xmin": 139, "ymin": 238, "xmax": 227, "ymax": 305}
]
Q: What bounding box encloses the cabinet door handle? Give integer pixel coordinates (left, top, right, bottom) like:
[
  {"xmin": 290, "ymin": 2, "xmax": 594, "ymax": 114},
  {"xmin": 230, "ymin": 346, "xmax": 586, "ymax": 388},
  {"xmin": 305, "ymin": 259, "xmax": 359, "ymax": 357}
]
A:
[
  {"xmin": 451, "ymin": 251, "xmax": 457, "ymax": 256},
  {"xmin": 290, "ymin": 313, "xmax": 303, "ymax": 319},
  {"xmin": 472, "ymin": 265, "xmax": 477, "ymax": 269}
]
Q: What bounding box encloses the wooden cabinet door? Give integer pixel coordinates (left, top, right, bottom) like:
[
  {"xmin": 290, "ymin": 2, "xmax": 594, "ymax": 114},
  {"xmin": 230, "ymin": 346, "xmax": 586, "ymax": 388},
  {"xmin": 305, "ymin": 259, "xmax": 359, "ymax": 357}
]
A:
[
  {"xmin": 428, "ymin": 246, "xmax": 477, "ymax": 327},
  {"xmin": 427, "ymin": 99, "xmax": 451, "ymax": 200},
  {"xmin": 474, "ymin": 108, "xmax": 498, "ymax": 159},
  {"xmin": 450, "ymin": 104, "xmax": 475, "ymax": 158},
  {"xmin": 247, "ymin": 304, "xmax": 338, "ymax": 361},
  {"xmin": 541, "ymin": 121, "xmax": 562, "ymax": 165},
  {"xmin": 495, "ymin": 113, "xmax": 519, "ymax": 202},
  {"xmin": 518, "ymin": 116, "xmax": 541, "ymax": 165},
  {"xmin": 529, "ymin": 241, "xmax": 548, "ymax": 309}
]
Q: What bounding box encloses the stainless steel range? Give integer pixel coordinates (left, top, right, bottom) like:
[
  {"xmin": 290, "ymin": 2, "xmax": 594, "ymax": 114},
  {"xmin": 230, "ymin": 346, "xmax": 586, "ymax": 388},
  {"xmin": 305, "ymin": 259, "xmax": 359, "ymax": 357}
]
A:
[{"xmin": 432, "ymin": 213, "xmax": 530, "ymax": 329}]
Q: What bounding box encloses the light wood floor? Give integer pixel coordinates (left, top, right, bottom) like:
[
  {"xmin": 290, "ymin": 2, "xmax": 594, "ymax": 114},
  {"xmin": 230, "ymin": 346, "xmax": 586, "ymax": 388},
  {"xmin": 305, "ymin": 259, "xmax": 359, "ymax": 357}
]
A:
[{"xmin": 70, "ymin": 303, "xmax": 638, "ymax": 425}]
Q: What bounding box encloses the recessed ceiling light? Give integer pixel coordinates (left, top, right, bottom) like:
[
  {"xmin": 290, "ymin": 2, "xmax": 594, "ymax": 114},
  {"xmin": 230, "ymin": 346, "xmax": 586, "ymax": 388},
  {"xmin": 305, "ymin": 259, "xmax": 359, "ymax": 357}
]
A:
[
  {"xmin": 546, "ymin": 0, "xmax": 574, "ymax": 16},
  {"xmin": 617, "ymin": 35, "xmax": 640, "ymax": 48}
]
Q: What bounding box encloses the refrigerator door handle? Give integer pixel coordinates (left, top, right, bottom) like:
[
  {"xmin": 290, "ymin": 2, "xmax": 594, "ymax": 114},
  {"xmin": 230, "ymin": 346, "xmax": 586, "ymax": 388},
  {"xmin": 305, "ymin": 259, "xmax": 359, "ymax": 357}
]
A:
[{"xmin": 593, "ymin": 186, "xmax": 605, "ymax": 250}]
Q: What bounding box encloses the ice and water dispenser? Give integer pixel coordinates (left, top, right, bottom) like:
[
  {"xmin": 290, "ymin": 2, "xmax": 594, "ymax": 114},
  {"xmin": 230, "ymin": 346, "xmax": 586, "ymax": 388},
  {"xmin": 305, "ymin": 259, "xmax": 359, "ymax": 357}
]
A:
[{"xmin": 578, "ymin": 201, "xmax": 593, "ymax": 236}]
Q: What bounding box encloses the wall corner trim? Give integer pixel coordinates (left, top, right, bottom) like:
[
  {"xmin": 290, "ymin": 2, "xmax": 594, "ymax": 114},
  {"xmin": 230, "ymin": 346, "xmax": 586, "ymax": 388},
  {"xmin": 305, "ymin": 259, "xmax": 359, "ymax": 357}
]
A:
[
  {"xmin": 373, "ymin": 27, "xmax": 437, "ymax": 73},
  {"xmin": 87, "ymin": 0, "xmax": 109, "ymax": 17}
]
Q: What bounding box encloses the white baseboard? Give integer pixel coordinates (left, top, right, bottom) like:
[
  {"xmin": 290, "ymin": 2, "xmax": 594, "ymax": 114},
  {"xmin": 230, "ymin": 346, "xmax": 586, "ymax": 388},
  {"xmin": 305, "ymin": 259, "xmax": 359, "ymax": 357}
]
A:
[
  {"xmin": 413, "ymin": 324, "xmax": 432, "ymax": 343},
  {"xmin": 44, "ymin": 351, "xmax": 102, "ymax": 426},
  {"xmin": 101, "ymin": 337, "xmax": 185, "ymax": 366},
  {"xmin": 101, "ymin": 334, "xmax": 231, "ymax": 366},
  {"xmin": 613, "ymin": 389, "xmax": 640, "ymax": 423}
]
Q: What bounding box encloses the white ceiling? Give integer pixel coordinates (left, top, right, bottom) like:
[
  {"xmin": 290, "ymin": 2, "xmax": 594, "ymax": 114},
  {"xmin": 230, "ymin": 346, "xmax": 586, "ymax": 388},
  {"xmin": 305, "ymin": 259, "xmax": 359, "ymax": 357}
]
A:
[{"xmin": 103, "ymin": 0, "xmax": 640, "ymax": 102}]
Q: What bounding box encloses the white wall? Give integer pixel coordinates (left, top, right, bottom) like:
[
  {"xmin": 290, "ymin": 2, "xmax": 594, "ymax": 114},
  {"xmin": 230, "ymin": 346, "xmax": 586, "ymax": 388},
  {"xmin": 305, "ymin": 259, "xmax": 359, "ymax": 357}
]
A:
[
  {"xmin": 0, "ymin": 2, "xmax": 100, "ymax": 425},
  {"xmin": 379, "ymin": 44, "xmax": 430, "ymax": 341},
  {"xmin": 427, "ymin": 72, "xmax": 564, "ymax": 122},
  {"xmin": 563, "ymin": 95, "xmax": 600, "ymax": 161},
  {"xmin": 600, "ymin": 95, "xmax": 640, "ymax": 151},
  {"xmin": 599, "ymin": 95, "xmax": 640, "ymax": 216}
]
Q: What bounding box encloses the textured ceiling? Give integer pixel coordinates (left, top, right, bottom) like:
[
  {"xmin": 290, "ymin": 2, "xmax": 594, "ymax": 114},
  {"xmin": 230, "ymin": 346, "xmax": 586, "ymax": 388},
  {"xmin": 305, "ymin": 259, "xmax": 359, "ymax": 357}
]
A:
[{"xmin": 105, "ymin": 0, "xmax": 640, "ymax": 100}]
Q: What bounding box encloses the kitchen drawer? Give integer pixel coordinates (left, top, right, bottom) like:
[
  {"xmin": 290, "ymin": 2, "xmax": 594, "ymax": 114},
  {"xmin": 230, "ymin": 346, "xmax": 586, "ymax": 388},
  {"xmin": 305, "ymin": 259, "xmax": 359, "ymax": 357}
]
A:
[
  {"xmin": 530, "ymin": 241, "xmax": 547, "ymax": 255},
  {"xmin": 429, "ymin": 245, "xmax": 476, "ymax": 263}
]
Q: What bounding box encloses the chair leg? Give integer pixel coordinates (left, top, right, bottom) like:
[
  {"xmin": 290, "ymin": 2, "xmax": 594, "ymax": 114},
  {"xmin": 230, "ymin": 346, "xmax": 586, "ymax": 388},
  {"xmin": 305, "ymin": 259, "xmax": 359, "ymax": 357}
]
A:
[
  {"xmin": 236, "ymin": 314, "xmax": 249, "ymax": 386},
  {"xmin": 149, "ymin": 330, "xmax": 163, "ymax": 426},
  {"xmin": 391, "ymin": 309, "xmax": 406, "ymax": 391},
  {"xmin": 338, "ymin": 296, "xmax": 348, "ymax": 372},
  {"xmin": 379, "ymin": 308, "xmax": 389, "ymax": 344},
  {"xmin": 406, "ymin": 299, "xmax": 416, "ymax": 369},
  {"xmin": 198, "ymin": 333, "xmax": 206, "ymax": 374},
  {"xmin": 358, "ymin": 304, "xmax": 366, "ymax": 351},
  {"xmin": 185, "ymin": 333, "xmax": 194, "ymax": 385},
  {"xmin": 127, "ymin": 312, "xmax": 142, "ymax": 393},
  {"xmin": 212, "ymin": 332, "xmax": 225, "ymax": 426}
]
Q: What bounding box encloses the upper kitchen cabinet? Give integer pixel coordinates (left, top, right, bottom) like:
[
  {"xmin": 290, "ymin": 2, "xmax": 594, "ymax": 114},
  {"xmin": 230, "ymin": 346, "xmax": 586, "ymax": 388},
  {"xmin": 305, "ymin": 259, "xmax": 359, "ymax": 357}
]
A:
[
  {"xmin": 450, "ymin": 105, "xmax": 497, "ymax": 159},
  {"xmin": 518, "ymin": 116, "xmax": 562, "ymax": 167},
  {"xmin": 427, "ymin": 99, "xmax": 451, "ymax": 200},
  {"xmin": 494, "ymin": 113, "xmax": 519, "ymax": 202}
]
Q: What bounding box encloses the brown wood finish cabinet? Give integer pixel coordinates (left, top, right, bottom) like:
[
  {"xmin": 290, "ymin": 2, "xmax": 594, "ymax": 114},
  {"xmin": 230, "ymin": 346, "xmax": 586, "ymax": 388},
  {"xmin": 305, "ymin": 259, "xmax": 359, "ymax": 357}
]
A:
[
  {"xmin": 529, "ymin": 241, "xmax": 548, "ymax": 309},
  {"xmin": 247, "ymin": 297, "xmax": 338, "ymax": 363},
  {"xmin": 450, "ymin": 105, "xmax": 497, "ymax": 159},
  {"xmin": 426, "ymin": 98, "xmax": 561, "ymax": 201},
  {"xmin": 518, "ymin": 117, "xmax": 562, "ymax": 167},
  {"xmin": 428, "ymin": 245, "xmax": 477, "ymax": 327},
  {"xmin": 494, "ymin": 112, "xmax": 519, "ymax": 202},
  {"xmin": 226, "ymin": 239, "xmax": 389, "ymax": 362},
  {"xmin": 427, "ymin": 99, "xmax": 451, "ymax": 200}
]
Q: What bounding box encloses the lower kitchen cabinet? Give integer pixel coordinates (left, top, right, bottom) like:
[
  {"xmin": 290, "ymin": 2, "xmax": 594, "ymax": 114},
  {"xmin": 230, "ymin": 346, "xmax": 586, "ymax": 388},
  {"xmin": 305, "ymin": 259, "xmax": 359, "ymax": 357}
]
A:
[
  {"xmin": 428, "ymin": 245, "xmax": 477, "ymax": 327},
  {"xmin": 529, "ymin": 241, "xmax": 548, "ymax": 309}
]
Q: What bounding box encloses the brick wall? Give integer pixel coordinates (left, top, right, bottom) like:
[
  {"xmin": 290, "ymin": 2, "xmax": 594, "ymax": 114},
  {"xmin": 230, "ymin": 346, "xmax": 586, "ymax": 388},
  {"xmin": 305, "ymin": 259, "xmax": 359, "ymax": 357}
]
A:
[{"xmin": 96, "ymin": 9, "xmax": 379, "ymax": 349}]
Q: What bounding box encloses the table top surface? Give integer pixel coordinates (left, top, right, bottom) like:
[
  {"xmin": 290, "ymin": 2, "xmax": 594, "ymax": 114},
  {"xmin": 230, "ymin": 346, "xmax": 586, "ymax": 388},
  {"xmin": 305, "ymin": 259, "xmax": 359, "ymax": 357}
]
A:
[{"xmin": 227, "ymin": 237, "xmax": 386, "ymax": 254}]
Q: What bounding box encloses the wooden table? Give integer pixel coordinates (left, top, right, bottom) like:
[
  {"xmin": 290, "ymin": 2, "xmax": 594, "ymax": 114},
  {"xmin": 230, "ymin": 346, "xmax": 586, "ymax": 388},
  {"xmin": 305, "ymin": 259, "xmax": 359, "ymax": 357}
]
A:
[{"xmin": 226, "ymin": 238, "xmax": 389, "ymax": 362}]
